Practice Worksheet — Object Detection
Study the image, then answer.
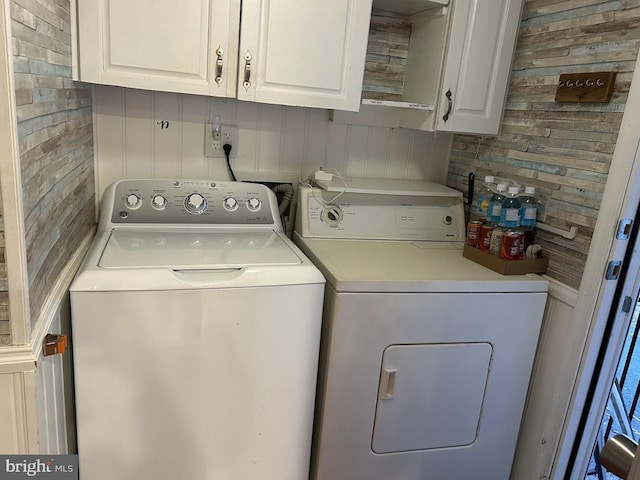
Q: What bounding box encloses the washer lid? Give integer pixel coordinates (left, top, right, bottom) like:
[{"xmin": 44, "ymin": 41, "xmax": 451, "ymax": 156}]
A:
[{"xmin": 99, "ymin": 229, "xmax": 302, "ymax": 268}]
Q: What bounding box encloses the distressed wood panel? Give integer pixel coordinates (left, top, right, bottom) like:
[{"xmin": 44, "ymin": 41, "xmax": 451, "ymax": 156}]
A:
[
  {"xmin": 94, "ymin": 87, "xmax": 449, "ymax": 200},
  {"xmin": 446, "ymin": 0, "xmax": 640, "ymax": 290},
  {"xmin": 362, "ymin": 12, "xmax": 411, "ymax": 101},
  {"xmin": 10, "ymin": 0, "xmax": 95, "ymax": 333}
]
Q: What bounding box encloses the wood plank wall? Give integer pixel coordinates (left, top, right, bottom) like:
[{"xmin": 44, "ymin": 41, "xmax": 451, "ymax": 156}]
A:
[
  {"xmin": 363, "ymin": 12, "xmax": 411, "ymax": 101},
  {"xmin": 10, "ymin": 0, "xmax": 95, "ymax": 333},
  {"xmin": 446, "ymin": 0, "xmax": 640, "ymax": 289}
]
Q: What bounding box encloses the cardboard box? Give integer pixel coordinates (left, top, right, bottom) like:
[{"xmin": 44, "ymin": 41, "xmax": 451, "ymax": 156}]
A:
[{"xmin": 462, "ymin": 244, "xmax": 548, "ymax": 275}]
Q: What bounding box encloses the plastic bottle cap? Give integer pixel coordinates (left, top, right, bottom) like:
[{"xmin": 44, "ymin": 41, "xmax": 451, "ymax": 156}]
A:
[
  {"xmin": 525, "ymin": 186, "xmax": 535, "ymax": 194},
  {"xmin": 496, "ymin": 183, "xmax": 507, "ymax": 191},
  {"xmin": 485, "ymin": 175, "xmax": 495, "ymax": 183},
  {"xmin": 508, "ymin": 186, "xmax": 519, "ymax": 194}
]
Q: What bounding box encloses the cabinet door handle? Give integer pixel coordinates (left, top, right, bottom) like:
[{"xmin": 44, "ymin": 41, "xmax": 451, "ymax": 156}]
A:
[
  {"xmin": 243, "ymin": 51, "xmax": 252, "ymax": 91},
  {"xmin": 214, "ymin": 46, "xmax": 224, "ymax": 86},
  {"xmin": 442, "ymin": 89, "xmax": 452, "ymax": 122}
]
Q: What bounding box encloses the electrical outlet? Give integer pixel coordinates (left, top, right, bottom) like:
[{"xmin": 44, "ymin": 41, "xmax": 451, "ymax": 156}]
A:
[{"xmin": 204, "ymin": 123, "xmax": 238, "ymax": 158}]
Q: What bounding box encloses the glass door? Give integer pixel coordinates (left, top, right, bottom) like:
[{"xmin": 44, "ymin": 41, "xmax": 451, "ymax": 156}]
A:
[{"xmin": 586, "ymin": 301, "xmax": 640, "ymax": 479}]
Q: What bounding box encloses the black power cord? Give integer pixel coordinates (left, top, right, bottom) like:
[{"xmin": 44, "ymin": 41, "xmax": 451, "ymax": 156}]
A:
[{"xmin": 223, "ymin": 143, "xmax": 237, "ymax": 181}]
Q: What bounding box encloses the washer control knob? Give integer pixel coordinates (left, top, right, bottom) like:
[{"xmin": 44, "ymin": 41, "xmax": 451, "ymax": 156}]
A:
[
  {"xmin": 184, "ymin": 193, "xmax": 207, "ymax": 214},
  {"xmin": 443, "ymin": 215, "xmax": 453, "ymax": 225},
  {"xmin": 151, "ymin": 195, "xmax": 167, "ymax": 210},
  {"xmin": 246, "ymin": 197, "xmax": 261, "ymax": 212},
  {"xmin": 223, "ymin": 197, "xmax": 238, "ymax": 211},
  {"xmin": 125, "ymin": 194, "xmax": 141, "ymax": 209},
  {"xmin": 321, "ymin": 205, "xmax": 343, "ymax": 227}
]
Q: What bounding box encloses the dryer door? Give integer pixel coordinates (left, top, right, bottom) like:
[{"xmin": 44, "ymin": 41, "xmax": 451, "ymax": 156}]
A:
[{"xmin": 372, "ymin": 343, "xmax": 492, "ymax": 453}]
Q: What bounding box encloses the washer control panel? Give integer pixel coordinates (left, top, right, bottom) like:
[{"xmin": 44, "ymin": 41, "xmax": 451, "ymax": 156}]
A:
[{"xmin": 107, "ymin": 179, "xmax": 275, "ymax": 225}]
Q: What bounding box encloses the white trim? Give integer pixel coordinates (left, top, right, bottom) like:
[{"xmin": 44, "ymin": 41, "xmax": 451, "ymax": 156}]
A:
[
  {"xmin": 29, "ymin": 230, "xmax": 94, "ymax": 358},
  {"xmin": 0, "ymin": 0, "xmax": 30, "ymax": 344},
  {"xmin": 91, "ymin": 85, "xmax": 101, "ymax": 219},
  {"xmin": 70, "ymin": 0, "xmax": 79, "ymax": 80},
  {"xmin": 0, "ymin": 346, "xmax": 36, "ymax": 373},
  {"xmin": 553, "ymin": 45, "xmax": 640, "ymax": 477},
  {"xmin": 536, "ymin": 223, "xmax": 578, "ymax": 240},
  {"xmin": 546, "ymin": 275, "xmax": 579, "ymax": 308}
]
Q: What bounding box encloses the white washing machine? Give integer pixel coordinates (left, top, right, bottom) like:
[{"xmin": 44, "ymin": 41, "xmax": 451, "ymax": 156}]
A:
[
  {"xmin": 70, "ymin": 179, "xmax": 325, "ymax": 480},
  {"xmin": 293, "ymin": 177, "xmax": 549, "ymax": 480}
]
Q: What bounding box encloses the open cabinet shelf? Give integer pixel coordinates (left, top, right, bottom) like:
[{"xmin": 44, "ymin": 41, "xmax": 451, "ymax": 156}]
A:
[{"xmin": 373, "ymin": 0, "xmax": 449, "ymax": 16}]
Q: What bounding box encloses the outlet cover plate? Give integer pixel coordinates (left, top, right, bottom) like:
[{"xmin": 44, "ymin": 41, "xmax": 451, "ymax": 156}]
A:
[{"xmin": 205, "ymin": 123, "xmax": 238, "ymax": 158}]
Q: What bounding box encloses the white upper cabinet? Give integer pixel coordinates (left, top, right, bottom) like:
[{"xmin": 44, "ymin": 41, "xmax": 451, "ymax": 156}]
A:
[
  {"xmin": 75, "ymin": 0, "xmax": 240, "ymax": 98},
  {"xmin": 332, "ymin": 0, "xmax": 523, "ymax": 135},
  {"xmin": 74, "ymin": 0, "xmax": 372, "ymax": 111},
  {"xmin": 237, "ymin": 0, "xmax": 373, "ymax": 111},
  {"xmin": 435, "ymin": 0, "xmax": 523, "ymax": 134}
]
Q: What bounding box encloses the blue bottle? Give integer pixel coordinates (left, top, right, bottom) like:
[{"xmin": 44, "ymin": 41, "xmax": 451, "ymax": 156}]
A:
[
  {"xmin": 499, "ymin": 186, "xmax": 521, "ymax": 229},
  {"xmin": 488, "ymin": 183, "xmax": 507, "ymax": 225},
  {"xmin": 520, "ymin": 186, "xmax": 539, "ymax": 230}
]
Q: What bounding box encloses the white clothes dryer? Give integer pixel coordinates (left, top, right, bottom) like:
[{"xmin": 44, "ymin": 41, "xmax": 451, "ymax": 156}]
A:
[
  {"xmin": 70, "ymin": 179, "xmax": 325, "ymax": 480},
  {"xmin": 293, "ymin": 178, "xmax": 548, "ymax": 480}
]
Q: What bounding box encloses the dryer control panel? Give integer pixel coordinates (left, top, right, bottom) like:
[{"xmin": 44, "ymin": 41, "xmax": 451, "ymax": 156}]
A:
[
  {"xmin": 102, "ymin": 179, "xmax": 277, "ymax": 227},
  {"xmin": 296, "ymin": 182, "xmax": 465, "ymax": 241}
]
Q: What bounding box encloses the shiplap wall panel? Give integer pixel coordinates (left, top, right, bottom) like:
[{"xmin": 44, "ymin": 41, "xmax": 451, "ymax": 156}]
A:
[
  {"xmin": 153, "ymin": 92, "xmax": 182, "ymax": 179},
  {"xmin": 446, "ymin": 0, "xmax": 640, "ymax": 289},
  {"xmin": 282, "ymin": 107, "xmax": 308, "ymax": 173},
  {"xmin": 365, "ymin": 127, "xmax": 392, "ymax": 178},
  {"xmin": 35, "ymin": 307, "xmax": 73, "ymax": 454},
  {"xmin": 387, "ymin": 127, "xmax": 413, "ymax": 178},
  {"xmin": 180, "ymin": 94, "xmax": 208, "ymax": 179},
  {"xmin": 324, "ymin": 123, "xmax": 347, "ymax": 174},
  {"xmin": 124, "ymin": 89, "xmax": 153, "ymax": 179},
  {"xmin": 344, "ymin": 125, "xmax": 370, "ymax": 178},
  {"xmin": 512, "ymin": 281, "xmax": 580, "ymax": 479},
  {"xmin": 94, "ymin": 87, "xmax": 450, "ymax": 198},
  {"xmin": 0, "ymin": 374, "xmax": 24, "ymax": 452},
  {"xmin": 257, "ymin": 106, "xmax": 284, "ymax": 173},
  {"xmin": 301, "ymin": 110, "xmax": 332, "ymax": 175},
  {"xmin": 93, "ymin": 86, "xmax": 124, "ymax": 192}
]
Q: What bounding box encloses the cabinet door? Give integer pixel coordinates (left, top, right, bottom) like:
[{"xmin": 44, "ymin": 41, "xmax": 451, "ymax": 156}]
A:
[
  {"xmin": 237, "ymin": 0, "xmax": 372, "ymax": 111},
  {"xmin": 77, "ymin": 0, "xmax": 240, "ymax": 97},
  {"xmin": 435, "ymin": 0, "xmax": 523, "ymax": 134}
]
